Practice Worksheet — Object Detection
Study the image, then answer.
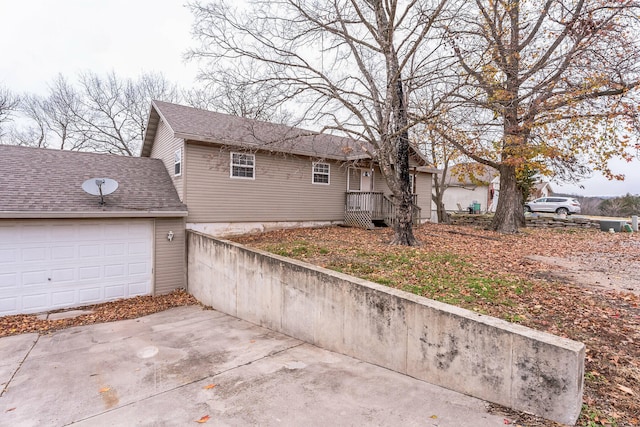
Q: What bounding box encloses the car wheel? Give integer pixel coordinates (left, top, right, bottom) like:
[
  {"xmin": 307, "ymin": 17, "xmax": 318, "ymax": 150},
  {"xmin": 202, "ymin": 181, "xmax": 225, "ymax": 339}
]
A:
[
  {"xmin": 556, "ymin": 207, "xmax": 569, "ymax": 215},
  {"xmin": 524, "ymin": 206, "xmax": 532, "ymax": 213}
]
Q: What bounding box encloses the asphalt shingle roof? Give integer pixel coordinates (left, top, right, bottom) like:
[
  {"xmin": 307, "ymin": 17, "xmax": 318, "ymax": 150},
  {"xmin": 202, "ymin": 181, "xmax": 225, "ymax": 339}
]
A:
[
  {"xmin": 142, "ymin": 100, "xmax": 371, "ymax": 160},
  {"xmin": 0, "ymin": 145, "xmax": 187, "ymax": 218}
]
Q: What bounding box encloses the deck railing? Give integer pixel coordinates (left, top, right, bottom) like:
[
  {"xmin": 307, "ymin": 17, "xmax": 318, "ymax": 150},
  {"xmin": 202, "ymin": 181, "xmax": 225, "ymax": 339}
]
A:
[{"xmin": 345, "ymin": 192, "xmax": 420, "ymax": 228}]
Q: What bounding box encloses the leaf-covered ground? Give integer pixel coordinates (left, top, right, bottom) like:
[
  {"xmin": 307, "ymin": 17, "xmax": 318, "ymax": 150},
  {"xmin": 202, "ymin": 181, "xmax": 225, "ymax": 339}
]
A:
[
  {"xmin": 0, "ymin": 289, "xmax": 198, "ymax": 337},
  {"xmin": 233, "ymin": 223, "xmax": 640, "ymax": 427}
]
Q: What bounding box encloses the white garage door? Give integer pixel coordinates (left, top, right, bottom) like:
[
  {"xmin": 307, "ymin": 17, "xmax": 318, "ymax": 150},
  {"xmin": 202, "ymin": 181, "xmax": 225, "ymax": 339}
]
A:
[{"xmin": 0, "ymin": 219, "xmax": 153, "ymax": 316}]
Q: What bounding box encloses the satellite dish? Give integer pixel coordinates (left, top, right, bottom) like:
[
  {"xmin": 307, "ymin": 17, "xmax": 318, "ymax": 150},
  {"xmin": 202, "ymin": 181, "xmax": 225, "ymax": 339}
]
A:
[{"xmin": 82, "ymin": 178, "xmax": 119, "ymax": 205}]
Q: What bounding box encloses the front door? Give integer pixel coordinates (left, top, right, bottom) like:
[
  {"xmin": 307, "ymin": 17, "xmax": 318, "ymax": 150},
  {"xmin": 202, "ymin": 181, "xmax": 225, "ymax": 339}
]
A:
[{"xmin": 361, "ymin": 169, "xmax": 373, "ymax": 192}]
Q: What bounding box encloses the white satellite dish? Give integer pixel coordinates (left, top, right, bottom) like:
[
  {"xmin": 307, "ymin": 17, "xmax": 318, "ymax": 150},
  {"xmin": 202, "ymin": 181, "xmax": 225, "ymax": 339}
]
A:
[{"xmin": 81, "ymin": 178, "xmax": 119, "ymax": 205}]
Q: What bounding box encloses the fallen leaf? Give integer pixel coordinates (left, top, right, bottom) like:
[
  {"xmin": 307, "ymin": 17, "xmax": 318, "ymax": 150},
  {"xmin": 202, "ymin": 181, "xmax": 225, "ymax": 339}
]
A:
[
  {"xmin": 504, "ymin": 420, "xmax": 511, "ymax": 425},
  {"xmin": 203, "ymin": 384, "xmax": 216, "ymax": 390},
  {"xmin": 99, "ymin": 387, "xmax": 111, "ymax": 393},
  {"xmin": 617, "ymin": 384, "xmax": 635, "ymax": 395},
  {"xmin": 195, "ymin": 415, "xmax": 211, "ymax": 423},
  {"xmin": 430, "ymin": 415, "xmax": 437, "ymax": 419},
  {"xmin": 5, "ymin": 407, "xmax": 16, "ymax": 412}
]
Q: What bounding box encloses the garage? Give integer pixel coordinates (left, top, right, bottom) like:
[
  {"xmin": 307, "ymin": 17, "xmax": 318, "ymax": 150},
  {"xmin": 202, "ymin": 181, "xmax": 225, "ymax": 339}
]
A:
[
  {"xmin": 0, "ymin": 145, "xmax": 188, "ymax": 316},
  {"xmin": 0, "ymin": 220, "xmax": 153, "ymax": 315}
]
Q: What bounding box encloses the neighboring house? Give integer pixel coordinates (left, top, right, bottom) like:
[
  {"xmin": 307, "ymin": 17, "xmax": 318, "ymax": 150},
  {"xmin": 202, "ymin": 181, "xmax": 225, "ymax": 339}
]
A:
[
  {"xmin": 530, "ymin": 181, "xmax": 553, "ymax": 200},
  {"xmin": 142, "ymin": 100, "xmax": 437, "ymax": 235},
  {"xmin": 438, "ymin": 163, "xmax": 498, "ymax": 214},
  {"xmin": 0, "ymin": 145, "xmax": 187, "ymax": 316}
]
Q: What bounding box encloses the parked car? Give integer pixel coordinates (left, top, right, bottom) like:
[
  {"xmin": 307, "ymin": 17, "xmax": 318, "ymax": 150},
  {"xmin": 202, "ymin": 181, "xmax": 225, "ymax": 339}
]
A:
[{"xmin": 524, "ymin": 197, "xmax": 581, "ymax": 215}]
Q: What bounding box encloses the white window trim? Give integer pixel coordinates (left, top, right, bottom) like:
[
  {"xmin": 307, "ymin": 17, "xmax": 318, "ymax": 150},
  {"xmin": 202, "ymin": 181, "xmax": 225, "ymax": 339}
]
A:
[
  {"xmin": 230, "ymin": 152, "xmax": 255, "ymax": 180},
  {"xmin": 174, "ymin": 148, "xmax": 182, "ymax": 177},
  {"xmin": 312, "ymin": 162, "xmax": 330, "ymax": 185}
]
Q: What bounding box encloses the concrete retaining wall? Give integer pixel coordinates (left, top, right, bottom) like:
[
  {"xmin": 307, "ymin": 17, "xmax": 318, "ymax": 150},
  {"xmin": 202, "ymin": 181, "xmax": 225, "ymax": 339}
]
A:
[{"xmin": 187, "ymin": 231, "xmax": 585, "ymax": 425}]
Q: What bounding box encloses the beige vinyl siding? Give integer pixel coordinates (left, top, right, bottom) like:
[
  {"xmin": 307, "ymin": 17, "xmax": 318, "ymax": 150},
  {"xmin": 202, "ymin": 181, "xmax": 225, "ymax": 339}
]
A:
[
  {"xmin": 371, "ymin": 167, "xmax": 433, "ymax": 221},
  {"xmin": 185, "ymin": 144, "xmax": 348, "ymax": 223},
  {"xmin": 150, "ymin": 120, "xmax": 185, "ymax": 201},
  {"xmin": 154, "ymin": 218, "xmax": 186, "ymax": 294}
]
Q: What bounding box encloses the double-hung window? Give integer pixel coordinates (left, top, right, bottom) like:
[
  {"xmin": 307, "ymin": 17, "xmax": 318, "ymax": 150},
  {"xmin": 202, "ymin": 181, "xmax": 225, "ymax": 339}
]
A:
[
  {"xmin": 312, "ymin": 162, "xmax": 330, "ymax": 184},
  {"xmin": 174, "ymin": 148, "xmax": 182, "ymax": 176},
  {"xmin": 231, "ymin": 152, "xmax": 255, "ymax": 179}
]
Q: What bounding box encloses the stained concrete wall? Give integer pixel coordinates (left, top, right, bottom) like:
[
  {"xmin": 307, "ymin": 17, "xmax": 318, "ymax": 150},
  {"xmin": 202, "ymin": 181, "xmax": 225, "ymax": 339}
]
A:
[{"xmin": 187, "ymin": 231, "xmax": 585, "ymax": 425}]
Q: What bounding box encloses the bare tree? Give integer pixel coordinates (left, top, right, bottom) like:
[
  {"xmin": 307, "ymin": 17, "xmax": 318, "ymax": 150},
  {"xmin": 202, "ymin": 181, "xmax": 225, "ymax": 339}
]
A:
[
  {"xmin": 440, "ymin": 0, "xmax": 640, "ymax": 233},
  {"xmin": 184, "ymin": 63, "xmax": 292, "ymax": 123},
  {"xmin": 0, "ymin": 85, "xmax": 19, "ymax": 139},
  {"xmin": 415, "ymin": 124, "xmax": 461, "ymax": 223},
  {"xmin": 12, "ymin": 94, "xmax": 49, "ymax": 148},
  {"xmin": 187, "ymin": 0, "xmax": 452, "ymax": 245},
  {"xmin": 3, "ymin": 72, "xmax": 180, "ymax": 155}
]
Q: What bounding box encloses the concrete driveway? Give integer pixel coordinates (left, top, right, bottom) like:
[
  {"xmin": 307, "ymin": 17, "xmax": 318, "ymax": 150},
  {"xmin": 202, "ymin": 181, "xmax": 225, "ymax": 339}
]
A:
[{"xmin": 1, "ymin": 306, "xmax": 507, "ymax": 426}]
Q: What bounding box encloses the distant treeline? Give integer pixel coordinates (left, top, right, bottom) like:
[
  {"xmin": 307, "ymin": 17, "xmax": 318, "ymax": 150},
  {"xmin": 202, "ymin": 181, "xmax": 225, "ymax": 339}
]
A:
[{"xmin": 555, "ymin": 193, "xmax": 640, "ymax": 217}]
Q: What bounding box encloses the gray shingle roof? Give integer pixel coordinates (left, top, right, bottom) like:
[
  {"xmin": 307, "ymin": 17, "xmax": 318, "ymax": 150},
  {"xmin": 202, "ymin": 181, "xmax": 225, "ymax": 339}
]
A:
[
  {"xmin": 0, "ymin": 145, "xmax": 187, "ymax": 218},
  {"xmin": 142, "ymin": 100, "xmax": 372, "ymax": 160}
]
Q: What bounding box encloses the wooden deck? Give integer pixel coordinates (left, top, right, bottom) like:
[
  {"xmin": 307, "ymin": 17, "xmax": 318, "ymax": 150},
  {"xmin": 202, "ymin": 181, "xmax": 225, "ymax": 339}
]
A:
[{"xmin": 345, "ymin": 192, "xmax": 420, "ymax": 228}]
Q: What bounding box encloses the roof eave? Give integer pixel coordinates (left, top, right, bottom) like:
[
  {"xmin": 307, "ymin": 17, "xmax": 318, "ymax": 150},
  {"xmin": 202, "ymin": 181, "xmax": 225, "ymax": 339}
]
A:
[
  {"xmin": 0, "ymin": 210, "xmax": 189, "ymax": 219},
  {"xmin": 181, "ymin": 134, "xmax": 370, "ymax": 162}
]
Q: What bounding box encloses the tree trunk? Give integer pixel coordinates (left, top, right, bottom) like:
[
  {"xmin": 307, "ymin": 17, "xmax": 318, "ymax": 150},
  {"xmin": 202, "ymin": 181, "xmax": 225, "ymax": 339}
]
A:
[
  {"xmin": 389, "ymin": 76, "xmax": 419, "ymax": 246},
  {"xmin": 436, "ymin": 199, "xmax": 450, "ymax": 224},
  {"xmin": 490, "ymin": 165, "xmax": 525, "ymax": 233},
  {"xmin": 431, "ymin": 177, "xmax": 450, "ymax": 224}
]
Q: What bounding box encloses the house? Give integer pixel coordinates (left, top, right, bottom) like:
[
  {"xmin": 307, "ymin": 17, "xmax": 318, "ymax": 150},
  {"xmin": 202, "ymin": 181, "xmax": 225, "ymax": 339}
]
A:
[
  {"xmin": 438, "ymin": 163, "xmax": 497, "ymax": 214},
  {"xmin": 142, "ymin": 100, "xmax": 436, "ymax": 235},
  {"xmin": 0, "ymin": 145, "xmax": 187, "ymax": 316},
  {"xmin": 530, "ymin": 181, "xmax": 553, "ymax": 200}
]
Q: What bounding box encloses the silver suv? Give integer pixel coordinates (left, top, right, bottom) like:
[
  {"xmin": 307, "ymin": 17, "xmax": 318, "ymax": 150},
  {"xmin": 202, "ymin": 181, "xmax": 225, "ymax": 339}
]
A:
[{"xmin": 524, "ymin": 197, "xmax": 581, "ymax": 215}]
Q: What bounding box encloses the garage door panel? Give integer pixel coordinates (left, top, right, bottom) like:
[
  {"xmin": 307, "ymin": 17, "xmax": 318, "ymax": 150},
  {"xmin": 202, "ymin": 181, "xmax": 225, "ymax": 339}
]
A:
[
  {"xmin": 79, "ymin": 266, "xmax": 102, "ymax": 280},
  {"xmin": 23, "ymin": 293, "xmax": 49, "ymax": 311},
  {"xmin": 0, "ymin": 220, "xmax": 153, "ymax": 315},
  {"xmin": 52, "ymin": 268, "xmax": 75, "ymax": 282},
  {"xmin": 76, "ymin": 225, "xmax": 104, "ymax": 241},
  {"xmin": 22, "ymin": 271, "xmax": 48, "ymax": 286},
  {"xmin": 79, "ymin": 244, "xmax": 102, "ymax": 258},
  {"xmin": 52, "ymin": 246, "xmax": 75, "ymax": 260},
  {"xmin": 20, "ymin": 225, "xmax": 50, "ymax": 242},
  {"xmin": 52, "ymin": 290, "xmax": 75, "ymax": 306},
  {"xmin": 129, "ymin": 262, "xmax": 147, "ymax": 275},
  {"xmin": 22, "ymin": 247, "xmax": 48, "ymax": 262},
  {"xmin": 0, "ymin": 297, "xmax": 17, "ymax": 312},
  {"xmin": 105, "ymin": 243, "xmax": 126, "ymax": 256},
  {"xmin": 79, "ymin": 287, "xmax": 102, "ymax": 304},
  {"xmin": 129, "ymin": 281, "xmax": 149, "ymax": 296},
  {"xmin": 105, "ymin": 264, "xmax": 125, "ymax": 278},
  {"xmin": 105, "ymin": 285, "xmax": 126, "ymax": 299},
  {"xmin": 0, "ymin": 273, "xmax": 17, "ymax": 288},
  {"xmin": 0, "ymin": 248, "xmax": 17, "ymax": 264}
]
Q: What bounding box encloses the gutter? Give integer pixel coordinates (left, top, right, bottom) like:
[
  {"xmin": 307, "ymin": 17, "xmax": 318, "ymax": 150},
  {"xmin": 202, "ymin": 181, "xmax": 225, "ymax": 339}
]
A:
[{"xmin": 0, "ymin": 210, "xmax": 189, "ymax": 219}]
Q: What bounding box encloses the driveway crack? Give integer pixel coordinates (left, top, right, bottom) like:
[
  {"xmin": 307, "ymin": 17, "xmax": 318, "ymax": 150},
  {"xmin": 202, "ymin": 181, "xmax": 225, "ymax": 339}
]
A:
[
  {"xmin": 66, "ymin": 340, "xmax": 306, "ymax": 425},
  {"xmin": 1, "ymin": 334, "xmax": 40, "ymax": 397}
]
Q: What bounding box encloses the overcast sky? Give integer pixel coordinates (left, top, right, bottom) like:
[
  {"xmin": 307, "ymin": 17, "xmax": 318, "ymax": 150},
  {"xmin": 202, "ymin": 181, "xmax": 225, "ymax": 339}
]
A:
[{"xmin": 0, "ymin": 0, "xmax": 638, "ymax": 196}]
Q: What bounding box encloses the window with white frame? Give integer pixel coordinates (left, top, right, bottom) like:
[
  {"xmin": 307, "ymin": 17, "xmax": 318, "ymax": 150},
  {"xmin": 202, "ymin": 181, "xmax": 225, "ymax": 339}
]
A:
[
  {"xmin": 312, "ymin": 162, "xmax": 330, "ymax": 184},
  {"xmin": 230, "ymin": 152, "xmax": 255, "ymax": 179},
  {"xmin": 174, "ymin": 148, "xmax": 182, "ymax": 176}
]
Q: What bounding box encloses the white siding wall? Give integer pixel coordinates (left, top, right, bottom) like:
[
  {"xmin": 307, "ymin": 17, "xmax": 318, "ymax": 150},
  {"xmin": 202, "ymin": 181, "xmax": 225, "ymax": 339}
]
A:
[{"xmin": 442, "ymin": 186, "xmax": 490, "ymax": 213}]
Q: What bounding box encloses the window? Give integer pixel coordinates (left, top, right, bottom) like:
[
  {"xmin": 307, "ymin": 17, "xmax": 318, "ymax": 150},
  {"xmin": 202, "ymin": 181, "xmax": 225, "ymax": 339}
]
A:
[
  {"xmin": 312, "ymin": 162, "xmax": 330, "ymax": 184},
  {"xmin": 174, "ymin": 148, "xmax": 182, "ymax": 176},
  {"xmin": 231, "ymin": 152, "xmax": 255, "ymax": 179}
]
